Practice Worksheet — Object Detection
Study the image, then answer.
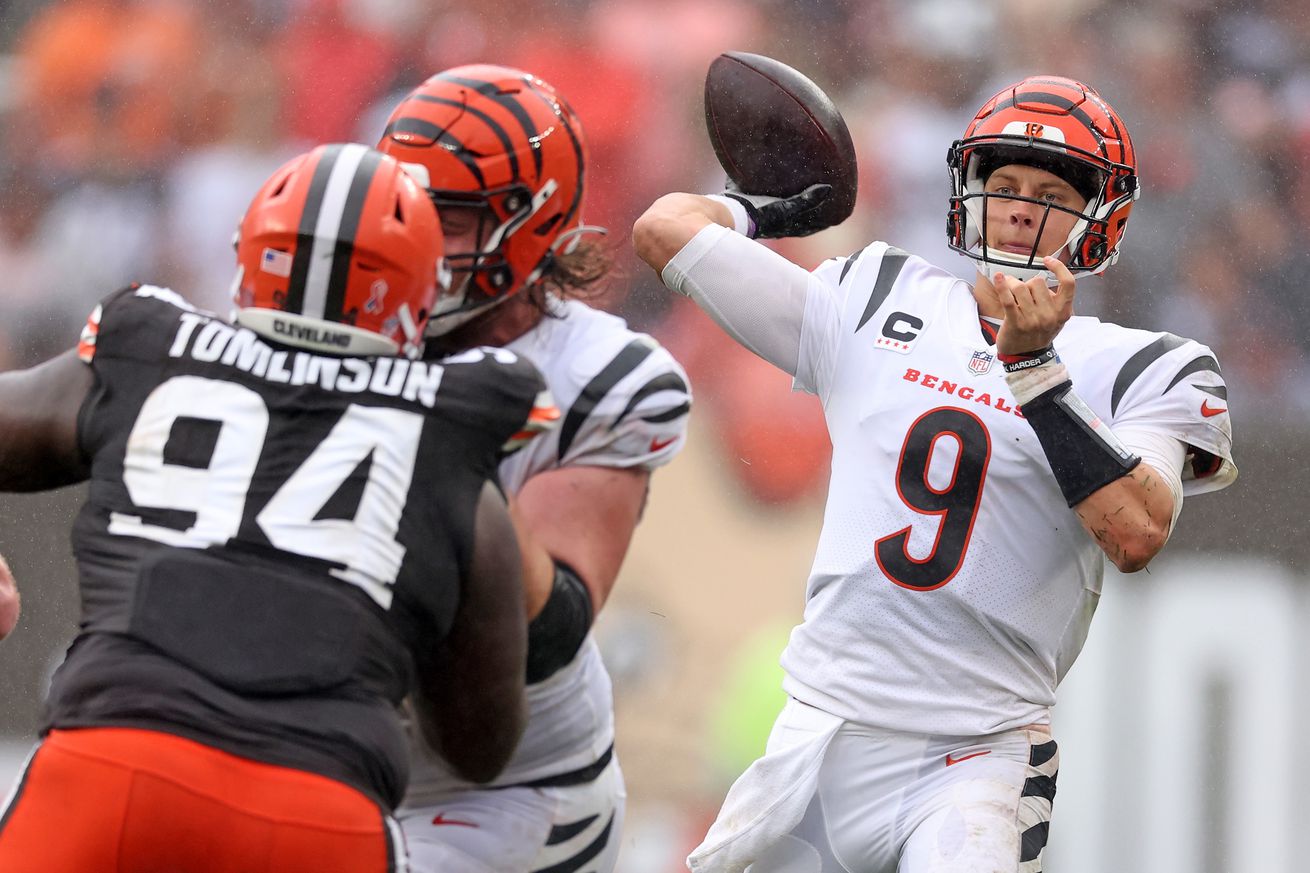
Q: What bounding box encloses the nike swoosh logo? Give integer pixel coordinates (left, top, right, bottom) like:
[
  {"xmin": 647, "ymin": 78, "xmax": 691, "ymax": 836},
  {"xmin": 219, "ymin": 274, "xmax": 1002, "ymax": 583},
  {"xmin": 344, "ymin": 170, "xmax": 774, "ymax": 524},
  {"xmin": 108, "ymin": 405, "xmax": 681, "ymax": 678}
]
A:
[
  {"xmin": 431, "ymin": 813, "xmax": 479, "ymax": 828},
  {"xmin": 945, "ymin": 750, "xmax": 992, "ymax": 766},
  {"xmin": 1201, "ymin": 401, "xmax": 1227, "ymax": 418},
  {"xmin": 649, "ymin": 436, "xmax": 677, "ymax": 452}
]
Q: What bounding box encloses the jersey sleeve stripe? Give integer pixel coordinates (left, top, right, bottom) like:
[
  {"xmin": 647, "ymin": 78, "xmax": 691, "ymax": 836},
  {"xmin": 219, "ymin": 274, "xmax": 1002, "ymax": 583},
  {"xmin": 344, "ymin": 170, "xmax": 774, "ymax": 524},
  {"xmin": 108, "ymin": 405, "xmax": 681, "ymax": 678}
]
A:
[
  {"xmin": 535, "ymin": 812, "xmax": 616, "ymax": 872},
  {"xmin": 1195, "ymin": 384, "xmax": 1228, "ymax": 401},
  {"xmin": 837, "ymin": 245, "xmax": 867, "ymax": 284},
  {"xmin": 609, "ymin": 372, "xmax": 690, "ymax": 430},
  {"xmin": 546, "ymin": 814, "xmax": 600, "ymax": 845},
  {"xmin": 557, "ymin": 339, "xmax": 656, "ymax": 460},
  {"xmin": 639, "ymin": 401, "xmax": 690, "ymax": 424},
  {"xmin": 855, "ymin": 247, "xmax": 909, "ymax": 333},
  {"xmin": 1164, "ymin": 354, "xmax": 1222, "ymax": 395},
  {"xmin": 1109, "ymin": 332, "xmax": 1188, "ymax": 415}
]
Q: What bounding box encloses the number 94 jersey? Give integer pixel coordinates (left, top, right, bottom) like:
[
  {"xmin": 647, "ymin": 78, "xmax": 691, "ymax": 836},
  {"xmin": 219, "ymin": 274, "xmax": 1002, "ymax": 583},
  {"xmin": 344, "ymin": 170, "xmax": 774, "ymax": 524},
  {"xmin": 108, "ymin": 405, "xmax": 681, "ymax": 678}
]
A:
[
  {"xmin": 51, "ymin": 285, "xmax": 552, "ymax": 808},
  {"xmin": 782, "ymin": 243, "xmax": 1236, "ymax": 737}
]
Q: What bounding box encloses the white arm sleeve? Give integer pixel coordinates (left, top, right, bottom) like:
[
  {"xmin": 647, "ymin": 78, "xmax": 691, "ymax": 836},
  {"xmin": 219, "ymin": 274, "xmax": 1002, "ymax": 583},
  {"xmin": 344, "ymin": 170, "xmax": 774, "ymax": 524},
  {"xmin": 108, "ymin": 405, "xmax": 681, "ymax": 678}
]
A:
[
  {"xmin": 1116, "ymin": 425, "xmax": 1187, "ymax": 531},
  {"xmin": 660, "ymin": 223, "xmax": 812, "ymax": 377}
]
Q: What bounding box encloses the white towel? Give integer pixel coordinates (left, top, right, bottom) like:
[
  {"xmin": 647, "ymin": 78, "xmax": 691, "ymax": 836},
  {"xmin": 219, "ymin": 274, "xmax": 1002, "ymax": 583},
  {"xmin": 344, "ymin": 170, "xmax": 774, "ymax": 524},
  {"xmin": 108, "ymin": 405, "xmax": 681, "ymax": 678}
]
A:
[{"xmin": 688, "ymin": 699, "xmax": 844, "ymax": 873}]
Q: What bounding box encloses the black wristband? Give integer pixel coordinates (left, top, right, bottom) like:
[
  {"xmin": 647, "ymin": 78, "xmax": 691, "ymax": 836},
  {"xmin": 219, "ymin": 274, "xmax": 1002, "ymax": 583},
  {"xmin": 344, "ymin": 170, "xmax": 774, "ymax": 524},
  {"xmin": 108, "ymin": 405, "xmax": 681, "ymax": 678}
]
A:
[
  {"xmin": 1021, "ymin": 380, "xmax": 1141, "ymax": 506},
  {"xmin": 1000, "ymin": 346, "xmax": 1059, "ymax": 373},
  {"xmin": 525, "ymin": 561, "xmax": 594, "ymax": 684}
]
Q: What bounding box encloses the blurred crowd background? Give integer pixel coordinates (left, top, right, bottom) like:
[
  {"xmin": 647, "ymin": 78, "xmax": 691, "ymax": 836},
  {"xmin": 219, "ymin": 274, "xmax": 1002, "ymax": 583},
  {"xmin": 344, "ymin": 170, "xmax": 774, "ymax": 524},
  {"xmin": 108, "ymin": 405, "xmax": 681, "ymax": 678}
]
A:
[{"xmin": 0, "ymin": 1, "xmax": 1307, "ymax": 871}]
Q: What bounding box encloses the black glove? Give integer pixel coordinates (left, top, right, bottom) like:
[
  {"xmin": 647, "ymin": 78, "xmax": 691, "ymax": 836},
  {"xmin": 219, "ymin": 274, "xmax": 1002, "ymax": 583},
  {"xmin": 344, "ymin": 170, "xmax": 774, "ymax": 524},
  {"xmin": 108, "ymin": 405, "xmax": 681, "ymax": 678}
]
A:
[{"xmin": 723, "ymin": 182, "xmax": 833, "ymax": 239}]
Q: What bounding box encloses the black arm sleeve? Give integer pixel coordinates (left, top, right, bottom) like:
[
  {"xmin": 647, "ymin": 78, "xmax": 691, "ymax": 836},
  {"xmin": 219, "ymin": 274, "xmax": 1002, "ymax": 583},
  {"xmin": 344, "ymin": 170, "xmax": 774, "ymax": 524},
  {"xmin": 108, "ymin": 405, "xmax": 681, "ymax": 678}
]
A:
[{"xmin": 525, "ymin": 561, "xmax": 594, "ymax": 684}]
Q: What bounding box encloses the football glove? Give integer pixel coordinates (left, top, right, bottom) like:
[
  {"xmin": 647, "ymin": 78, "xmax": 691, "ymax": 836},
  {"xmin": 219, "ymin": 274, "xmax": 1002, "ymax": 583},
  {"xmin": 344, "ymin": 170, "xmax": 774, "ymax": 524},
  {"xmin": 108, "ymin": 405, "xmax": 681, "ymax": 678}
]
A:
[{"xmin": 724, "ymin": 182, "xmax": 833, "ymax": 240}]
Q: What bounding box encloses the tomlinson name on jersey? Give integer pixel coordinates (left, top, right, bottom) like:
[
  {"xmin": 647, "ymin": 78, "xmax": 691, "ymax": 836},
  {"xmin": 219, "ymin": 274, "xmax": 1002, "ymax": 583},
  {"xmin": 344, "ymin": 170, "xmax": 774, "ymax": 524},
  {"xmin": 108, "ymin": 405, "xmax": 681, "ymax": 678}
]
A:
[{"xmin": 168, "ymin": 311, "xmax": 443, "ymax": 408}]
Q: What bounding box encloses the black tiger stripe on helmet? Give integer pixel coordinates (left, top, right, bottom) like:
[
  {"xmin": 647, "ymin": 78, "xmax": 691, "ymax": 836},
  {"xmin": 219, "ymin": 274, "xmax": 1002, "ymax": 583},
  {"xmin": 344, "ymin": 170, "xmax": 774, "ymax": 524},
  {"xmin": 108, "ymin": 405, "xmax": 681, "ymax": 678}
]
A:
[{"xmin": 377, "ymin": 65, "xmax": 592, "ymax": 334}]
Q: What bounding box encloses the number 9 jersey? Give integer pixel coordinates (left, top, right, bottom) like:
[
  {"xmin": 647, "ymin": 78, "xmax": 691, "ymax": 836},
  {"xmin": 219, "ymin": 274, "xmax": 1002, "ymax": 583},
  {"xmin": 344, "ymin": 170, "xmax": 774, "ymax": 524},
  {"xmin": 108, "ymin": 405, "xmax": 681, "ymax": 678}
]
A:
[
  {"xmin": 782, "ymin": 242, "xmax": 1236, "ymax": 737},
  {"xmin": 48, "ymin": 284, "xmax": 554, "ymax": 809}
]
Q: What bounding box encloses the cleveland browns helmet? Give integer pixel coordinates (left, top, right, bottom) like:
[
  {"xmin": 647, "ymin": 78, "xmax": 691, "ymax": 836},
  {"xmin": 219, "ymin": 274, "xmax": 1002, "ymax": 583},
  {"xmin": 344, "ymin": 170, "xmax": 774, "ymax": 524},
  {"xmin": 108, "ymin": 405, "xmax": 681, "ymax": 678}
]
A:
[
  {"xmin": 377, "ymin": 64, "xmax": 589, "ymax": 334},
  {"xmin": 232, "ymin": 143, "xmax": 445, "ymax": 359},
  {"xmin": 947, "ymin": 76, "xmax": 1140, "ymax": 281}
]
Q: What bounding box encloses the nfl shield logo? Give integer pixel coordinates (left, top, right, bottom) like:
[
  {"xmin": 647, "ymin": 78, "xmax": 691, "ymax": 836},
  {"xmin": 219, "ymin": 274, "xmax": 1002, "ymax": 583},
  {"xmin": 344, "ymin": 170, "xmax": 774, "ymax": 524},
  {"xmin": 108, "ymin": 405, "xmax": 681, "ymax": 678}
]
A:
[{"xmin": 968, "ymin": 350, "xmax": 994, "ymax": 375}]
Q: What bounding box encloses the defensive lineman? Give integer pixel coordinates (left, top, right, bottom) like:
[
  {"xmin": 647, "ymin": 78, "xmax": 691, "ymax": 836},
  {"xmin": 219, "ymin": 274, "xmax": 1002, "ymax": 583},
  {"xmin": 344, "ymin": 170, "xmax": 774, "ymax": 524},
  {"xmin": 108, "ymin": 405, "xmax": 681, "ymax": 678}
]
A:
[
  {"xmin": 0, "ymin": 145, "xmax": 553, "ymax": 872},
  {"xmin": 635, "ymin": 76, "xmax": 1235, "ymax": 872}
]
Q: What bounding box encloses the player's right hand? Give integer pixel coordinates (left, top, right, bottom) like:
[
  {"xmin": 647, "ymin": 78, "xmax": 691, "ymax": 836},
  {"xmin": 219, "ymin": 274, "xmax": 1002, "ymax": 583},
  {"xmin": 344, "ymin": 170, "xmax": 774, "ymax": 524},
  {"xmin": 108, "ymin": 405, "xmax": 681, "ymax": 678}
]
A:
[
  {"xmin": 724, "ymin": 182, "xmax": 832, "ymax": 239},
  {"xmin": 995, "ymin": 256, "xmax": 1076, "ymax": 355}
]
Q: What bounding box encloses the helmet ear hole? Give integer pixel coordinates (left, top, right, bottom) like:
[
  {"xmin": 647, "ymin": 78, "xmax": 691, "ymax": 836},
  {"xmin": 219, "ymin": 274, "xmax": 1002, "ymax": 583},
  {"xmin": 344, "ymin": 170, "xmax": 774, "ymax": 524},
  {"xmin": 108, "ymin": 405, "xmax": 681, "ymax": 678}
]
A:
[{"xmin": 394, "ymin": 198, "xmax": 405, "ymax": 223}]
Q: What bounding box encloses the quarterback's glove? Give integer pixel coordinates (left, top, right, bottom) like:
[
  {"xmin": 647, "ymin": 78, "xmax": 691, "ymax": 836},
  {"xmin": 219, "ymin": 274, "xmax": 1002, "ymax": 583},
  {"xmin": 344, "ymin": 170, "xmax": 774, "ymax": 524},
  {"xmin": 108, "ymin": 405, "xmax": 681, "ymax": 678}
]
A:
[{"xmin": 724, "ymin": 182, "xmax": 833, "ymax": 240}]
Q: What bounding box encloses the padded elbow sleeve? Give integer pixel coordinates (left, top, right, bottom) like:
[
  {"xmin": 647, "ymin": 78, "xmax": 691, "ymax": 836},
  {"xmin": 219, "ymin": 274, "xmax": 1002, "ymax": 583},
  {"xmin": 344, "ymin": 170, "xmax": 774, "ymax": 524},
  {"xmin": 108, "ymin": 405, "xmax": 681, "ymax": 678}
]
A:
[
  {"xmin": 525, "ymin": 561, "xmax": 594, "ymax": 684},
  {"xmin": 1021, "ymin": 380, "xmax": 1141, "ymax": 506}
]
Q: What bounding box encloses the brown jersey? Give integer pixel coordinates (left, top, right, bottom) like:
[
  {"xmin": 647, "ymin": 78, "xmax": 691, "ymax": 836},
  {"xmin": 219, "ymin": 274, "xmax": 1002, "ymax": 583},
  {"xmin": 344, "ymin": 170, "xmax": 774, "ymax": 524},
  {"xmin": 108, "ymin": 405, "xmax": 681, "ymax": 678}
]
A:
[{"xmin": 45, "ymin": 285, "xmax": 549, "ymax": 807}]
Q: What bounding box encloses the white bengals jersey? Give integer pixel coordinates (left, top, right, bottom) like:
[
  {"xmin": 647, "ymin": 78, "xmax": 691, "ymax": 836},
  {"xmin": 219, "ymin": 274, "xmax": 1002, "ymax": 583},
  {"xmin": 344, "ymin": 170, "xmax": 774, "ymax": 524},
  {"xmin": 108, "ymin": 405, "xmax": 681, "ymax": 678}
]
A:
[
  {"xmin": 781, "ymin": 242, "xmax": 1236, "ymax": 736},
  {"xmin": 405, "ymin": 297, "xmax": 691, "ymax": 797}
]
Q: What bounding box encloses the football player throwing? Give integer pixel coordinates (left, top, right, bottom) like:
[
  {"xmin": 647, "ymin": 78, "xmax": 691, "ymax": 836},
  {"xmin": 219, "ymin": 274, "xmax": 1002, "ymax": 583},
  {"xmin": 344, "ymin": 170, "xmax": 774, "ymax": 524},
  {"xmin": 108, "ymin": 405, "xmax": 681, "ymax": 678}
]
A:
[{"xmin": 635, "ymin": 76, "xmax": 1235, "ymax": 873}]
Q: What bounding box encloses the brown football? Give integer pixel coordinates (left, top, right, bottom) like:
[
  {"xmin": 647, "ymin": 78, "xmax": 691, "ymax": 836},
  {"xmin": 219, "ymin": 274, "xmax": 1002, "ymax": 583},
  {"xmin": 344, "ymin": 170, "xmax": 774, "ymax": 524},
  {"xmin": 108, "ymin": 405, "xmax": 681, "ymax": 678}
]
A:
[{"xmin": 704, "ymin": 51, "xmax": 858, "ymax": 229}]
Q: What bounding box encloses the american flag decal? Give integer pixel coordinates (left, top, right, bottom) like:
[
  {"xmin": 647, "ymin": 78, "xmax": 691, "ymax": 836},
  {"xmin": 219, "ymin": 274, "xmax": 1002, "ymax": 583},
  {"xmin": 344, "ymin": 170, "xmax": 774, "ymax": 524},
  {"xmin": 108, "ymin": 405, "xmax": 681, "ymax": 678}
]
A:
[{"xmin": 261, "ymin": 247, "xmax": 293, "ymax": 278}]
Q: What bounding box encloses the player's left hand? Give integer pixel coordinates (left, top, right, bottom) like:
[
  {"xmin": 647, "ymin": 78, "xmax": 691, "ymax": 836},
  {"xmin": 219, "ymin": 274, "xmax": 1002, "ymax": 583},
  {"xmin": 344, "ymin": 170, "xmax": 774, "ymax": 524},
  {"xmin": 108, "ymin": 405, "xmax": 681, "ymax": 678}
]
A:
[{"xmin": 995, "ymin": 256, "xmax": 1076, "ymax": 355}]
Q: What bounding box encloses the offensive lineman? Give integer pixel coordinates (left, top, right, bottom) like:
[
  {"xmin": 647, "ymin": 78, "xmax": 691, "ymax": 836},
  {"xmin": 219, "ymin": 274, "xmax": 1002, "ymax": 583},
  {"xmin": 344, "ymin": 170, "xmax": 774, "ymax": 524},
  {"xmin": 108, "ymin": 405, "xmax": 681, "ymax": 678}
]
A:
[
  {"xmin": 0, "ymin": 144, "xmax": 555, "ymax": 872},
  {"xmin": 377, "ymin": 65, "xmax": 692, "ymax": 872},
  {"xmin": 634, "ymin": 76, "xmax": 1236, "ymax": 872}
]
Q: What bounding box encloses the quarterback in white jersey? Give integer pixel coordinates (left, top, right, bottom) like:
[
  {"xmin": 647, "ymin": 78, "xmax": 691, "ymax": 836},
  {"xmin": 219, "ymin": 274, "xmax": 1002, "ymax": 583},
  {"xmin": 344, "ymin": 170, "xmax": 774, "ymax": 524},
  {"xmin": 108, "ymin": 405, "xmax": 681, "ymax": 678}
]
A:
[
  {"xmin": 635, "ymin": 76, "xmax": 1234, "ymax": 873},
  {"xmin": 378, "ymin": 65, "xmax": 691, "ymax": 873}
]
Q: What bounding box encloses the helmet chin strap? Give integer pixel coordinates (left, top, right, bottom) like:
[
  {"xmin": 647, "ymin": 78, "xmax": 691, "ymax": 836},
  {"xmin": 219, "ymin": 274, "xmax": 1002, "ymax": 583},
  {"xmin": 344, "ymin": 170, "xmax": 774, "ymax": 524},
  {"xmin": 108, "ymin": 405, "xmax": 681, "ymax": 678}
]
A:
[
  {"xmin": 976, "ymin": 245, "xmax": 1062, "ymax": 286},
  {"xmin": 423, "ymin": 294, "xmax": 505, "ymax": 337}
]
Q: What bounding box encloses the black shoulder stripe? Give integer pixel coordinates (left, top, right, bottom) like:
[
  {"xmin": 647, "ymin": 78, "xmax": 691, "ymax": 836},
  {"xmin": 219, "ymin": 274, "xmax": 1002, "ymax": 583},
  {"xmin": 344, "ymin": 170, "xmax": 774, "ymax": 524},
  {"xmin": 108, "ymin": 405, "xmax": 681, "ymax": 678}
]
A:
[
  {"xmin": 837, "ymin": 245, "xmax": 867, "ymax": 284},
  {"xmin": 558, "ymin": 339, "xmax": 655, "ymax": 460},
  {"xmin": 1164, "ymin": 355, "xmax": 1222, "ymax": 395},
  {"xmin": 641, "ymin": 401, "xmax": 690, "ymax": 424},
  {"xmin": 1196, "ymin": 384, "xmax": 1228, "ymax": 401},
  {"xmin": 855, "ymin": 247, "xmax": 908, "ymax": 333},
  {"xmin": 531, "ymin": 812, "xmax": 615, "ymax": 873},
  {"xmin": 610, "ymin": 372, "xmax": 689, "ymax": 431},
  {"xmin": 1110, "ymin": 333, "xmax": 1188, "ymax": 416},
  {"xmin": 546, "ymin": 814, "xmax": 600, "ymax": 846}
]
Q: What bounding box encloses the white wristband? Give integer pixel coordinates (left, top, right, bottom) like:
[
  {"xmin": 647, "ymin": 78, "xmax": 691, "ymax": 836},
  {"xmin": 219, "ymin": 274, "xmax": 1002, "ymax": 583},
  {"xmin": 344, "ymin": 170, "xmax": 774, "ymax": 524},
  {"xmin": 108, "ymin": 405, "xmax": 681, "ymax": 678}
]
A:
[
  {"xmin": 1005, "ymin": 360, "xmax": 1071, "ymax": 406},
  {"xmin": 704, "ymin": 194, "xmax": 753, "ymax": 237}
]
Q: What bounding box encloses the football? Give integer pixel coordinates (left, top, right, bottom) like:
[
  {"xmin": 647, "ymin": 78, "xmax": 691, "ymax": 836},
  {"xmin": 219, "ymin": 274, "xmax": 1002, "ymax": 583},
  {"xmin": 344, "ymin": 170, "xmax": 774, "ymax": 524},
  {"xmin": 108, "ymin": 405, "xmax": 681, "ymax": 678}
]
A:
[{"xmin": 704, "ymin": 51, "xmax": 858, "ymax": 229}]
